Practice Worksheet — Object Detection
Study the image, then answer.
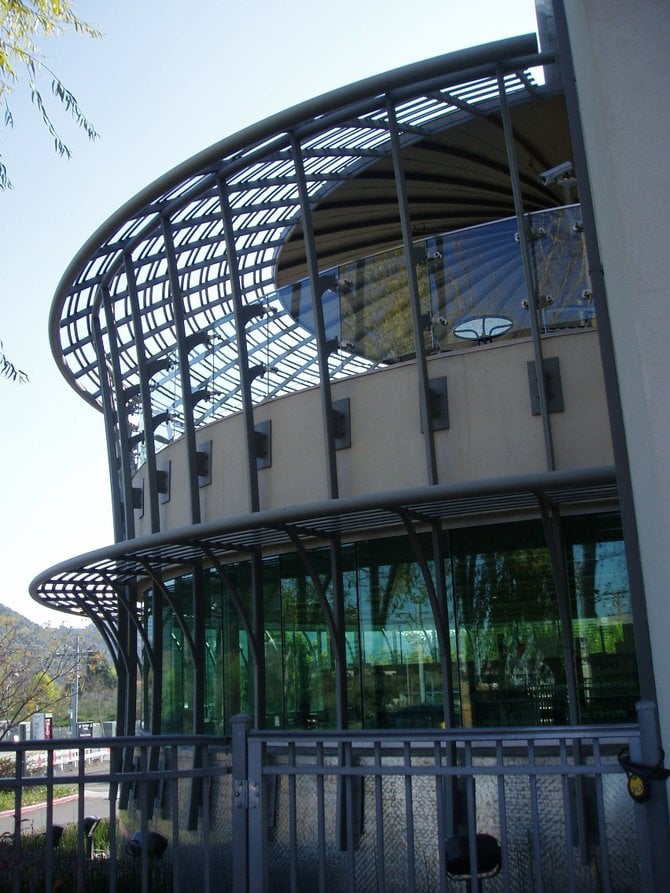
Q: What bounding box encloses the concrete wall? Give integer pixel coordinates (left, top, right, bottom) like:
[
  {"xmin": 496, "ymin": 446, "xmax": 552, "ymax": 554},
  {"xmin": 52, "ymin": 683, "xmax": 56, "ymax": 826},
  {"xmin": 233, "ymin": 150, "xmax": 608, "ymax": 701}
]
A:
[
  {"xmin": 564, "ymin": 0, "xmax": 670, "ymax": 755},
  {"xmin": 133, "ymin": 329, "xmax": 611, "ymax": 534}
]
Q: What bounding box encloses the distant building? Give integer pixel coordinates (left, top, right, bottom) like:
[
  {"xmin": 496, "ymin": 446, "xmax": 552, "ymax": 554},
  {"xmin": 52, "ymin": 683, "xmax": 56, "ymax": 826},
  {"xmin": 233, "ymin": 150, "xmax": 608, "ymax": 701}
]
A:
[{"xmin": 31, "ymin": 0, "xmax": 670, "ymax": 884}]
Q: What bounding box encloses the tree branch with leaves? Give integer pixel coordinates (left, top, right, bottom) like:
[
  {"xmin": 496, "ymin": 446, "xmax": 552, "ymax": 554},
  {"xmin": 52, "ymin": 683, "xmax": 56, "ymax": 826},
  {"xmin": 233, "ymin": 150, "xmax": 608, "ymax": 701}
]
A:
[
  {"xmin": 0, "ymin": 0, "xmax": 100, "ymax": 190},
  {"xmin": 0, "ymin": 615, "xmax": 80, "ymax": 739},
  {"xmin": 0, "ymin": 340, "xmax": 28, "ymax": 381}
]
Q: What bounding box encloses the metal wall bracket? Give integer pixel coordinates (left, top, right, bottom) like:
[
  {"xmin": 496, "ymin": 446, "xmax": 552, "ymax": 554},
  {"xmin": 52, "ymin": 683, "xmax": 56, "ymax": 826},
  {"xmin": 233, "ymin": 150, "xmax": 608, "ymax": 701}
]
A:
[
  {"xmin": 197, "ymin": 440, "xmax": 212, "ymax": 487},
  {"xmin": 157, "ymin": 462, "xmax": 171, "ymax": 503},
  {"xmin": 255, "ymin": 420, "xmax": 272, "ymax": 469},
  {"xmin": 421, "ymin": 377, "xmax": 450, "ymax": 431},
  {"xmin": 527, "ymin": 357, "xmax": 564, "ymax": 415},
  {"xmin": 332, "ymin": 398, "xmax": 351, "ymax": 450},
  {"xmin": 132, "ymin": 483, "xmax": 144, "ymax": 515}
]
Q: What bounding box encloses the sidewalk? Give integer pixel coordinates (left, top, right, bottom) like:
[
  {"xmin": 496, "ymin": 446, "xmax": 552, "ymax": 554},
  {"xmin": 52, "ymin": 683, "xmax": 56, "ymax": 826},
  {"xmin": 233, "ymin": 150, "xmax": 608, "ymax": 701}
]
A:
[{"xmin": 0, "ymin": 784, "xmax": 111, "ymax": 834}]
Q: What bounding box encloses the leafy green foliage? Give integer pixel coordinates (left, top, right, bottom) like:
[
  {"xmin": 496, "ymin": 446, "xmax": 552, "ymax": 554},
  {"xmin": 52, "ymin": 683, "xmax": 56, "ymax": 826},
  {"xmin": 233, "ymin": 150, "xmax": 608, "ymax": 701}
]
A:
[
  {"xmin": 0, "ymin": 606, "xmax": 115, "ymax": 737},
  {"xmin": 0, "ymin": 340, "xmax": 28, "ymax": 382},
  {"xmin": 0, "ymin": 0, "xmax": 100, "ymax": 189}
]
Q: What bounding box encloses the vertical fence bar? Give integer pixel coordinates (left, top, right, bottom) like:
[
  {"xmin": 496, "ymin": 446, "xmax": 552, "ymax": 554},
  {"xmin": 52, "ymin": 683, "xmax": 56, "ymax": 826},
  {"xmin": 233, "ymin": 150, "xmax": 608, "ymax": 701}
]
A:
[
  {"xmin": 288, "ymin": 741, "xmax": 298, "ymax": 893},
  {"xmin": 316, "ymin": 740, "xmax": 326, "ymax": 893},
  {"xmin": 528, "ymin": 740, "xmax": 544, "ymax": 893},
  {"xmin": 44, "ymin": 748, "xmax": 55, "ymax": 892},
  {"xmin": 139, "ymin": 744, "xmax": 150, "ymax": 893},
  {"xmin": 170, "ymin": 744, "xmax": 180, "ymax": 893},
  {"xmin": 374, "ymin": 740, "xmax": 386, "ymax": 893},
  {"xmin": 590, "ymin": 737, "xmax": 612, "ymax": 893},
  {"xmin": 633, "ymin": 700, "xmax": 670, "ymax": 888},
  {"xmin": 464, "ymin": 740, "xmax": 478, "ymax": 893},
  {"xmin": 77, "ymin": 744, "xmax": 86, "ymax": 893},
  {"xmin": 247, "ymin": 732, "xmax": 266, "ymax": 893},
  {"xmin": 434, "ymin": 740, "xmax": 447, "ymax": 893},
  {"xmin": 231, "ymin": 714, "xmax": 251, "ymax": 893},
  {"xmin": 201, "ymin": 772, "xmax": 211, "ymax": 893},
  {"xmin": 559, "ymin": 739, "xmax": 576, "ymax": 893},
  {"xmin": 496, "ymin": 739, "xmax": 510, "ymax": 893},
  {"xmin": 11, "ymin": 748, "xmax": 23, "ymax": 893},
  {"xmin": 344, "ymin": 740, "xmax": 356, "ymax": 893},
  {"xmin": 109, "ymin": 744, "xmax": 119, "ymax": 893},
  {"xmin": 403, "ymin": 741, "xmax": 416, "ymax": 893}
]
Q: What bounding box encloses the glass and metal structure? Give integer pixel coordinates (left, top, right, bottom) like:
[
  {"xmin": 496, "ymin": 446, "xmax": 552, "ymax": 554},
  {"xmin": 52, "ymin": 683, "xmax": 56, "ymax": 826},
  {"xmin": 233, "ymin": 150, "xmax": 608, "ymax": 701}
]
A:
[{"xmin": 31, "ymin": 32, "xmax": 642, "ymax": 742}]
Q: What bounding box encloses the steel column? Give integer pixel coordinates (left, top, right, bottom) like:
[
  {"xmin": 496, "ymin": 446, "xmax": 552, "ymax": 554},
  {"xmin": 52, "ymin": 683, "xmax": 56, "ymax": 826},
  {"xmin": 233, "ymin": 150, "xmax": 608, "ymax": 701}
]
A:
[
  {"xmin": 125, "ymin": 254, "xmax": 163, "ymax": 533},
  {"xmin": 386, "ymin": 100, "xmax": 439, "ymax": 486},
  {"xmin": 92, "ymin": 313, "xmax": 125, "ymax": 543},
  {"xmin": 101, "ymin": 286, "xmax": 137, "ymax": 540},
  {"xmin": 497, "ymin": 68, "xmax": 556, "ymax": 471},
  {"xmin": 161, "ymin": 216, "xmax": 202, "ymax": 524},
  {"xmin": 290, "ymin": 137, "xmax": 340, "ymax": 500},
  {"xmin": 216, "ymin": 176, "xmax": 263, "ymax": 513}
]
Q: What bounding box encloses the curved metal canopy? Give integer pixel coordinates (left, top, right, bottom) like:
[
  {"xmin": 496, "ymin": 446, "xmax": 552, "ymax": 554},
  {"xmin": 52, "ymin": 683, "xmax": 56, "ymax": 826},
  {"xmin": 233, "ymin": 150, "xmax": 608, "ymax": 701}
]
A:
[
  {"xmin": 48, "ymin": 34, "xmax": 568, "ymax": 448},
  {"xmin": 31, "ymin": 467, "xmax": 617, "ymax": 623}
]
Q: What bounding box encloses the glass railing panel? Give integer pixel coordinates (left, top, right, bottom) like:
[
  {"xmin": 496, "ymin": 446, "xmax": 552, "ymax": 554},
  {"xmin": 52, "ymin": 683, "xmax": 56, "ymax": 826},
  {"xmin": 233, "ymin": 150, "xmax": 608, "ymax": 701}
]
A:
[
  {"xmin": 275, "ymin": 205, "xmax": 594, "ymax": 365},
  {"xmin": 525, "ymin": 206, "xmax": 594, "ymax": 332}
]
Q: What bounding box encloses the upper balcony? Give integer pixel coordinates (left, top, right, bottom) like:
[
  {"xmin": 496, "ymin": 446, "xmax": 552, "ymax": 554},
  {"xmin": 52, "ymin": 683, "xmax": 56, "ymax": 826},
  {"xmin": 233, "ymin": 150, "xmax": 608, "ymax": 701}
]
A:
[
  {"xmin": 43, "ymin": 34, "xmax": 612, "ymax": 542},
  {"xmin": 127, "ymin": 200, "xmax": 611, "ymax": 531}
]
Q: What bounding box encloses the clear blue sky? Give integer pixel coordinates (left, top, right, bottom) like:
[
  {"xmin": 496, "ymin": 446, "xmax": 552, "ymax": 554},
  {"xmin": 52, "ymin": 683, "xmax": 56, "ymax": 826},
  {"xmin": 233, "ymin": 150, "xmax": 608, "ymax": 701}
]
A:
[{"xmin": 0, "ymin": 0, "xmax": 538, "ymax": 626}]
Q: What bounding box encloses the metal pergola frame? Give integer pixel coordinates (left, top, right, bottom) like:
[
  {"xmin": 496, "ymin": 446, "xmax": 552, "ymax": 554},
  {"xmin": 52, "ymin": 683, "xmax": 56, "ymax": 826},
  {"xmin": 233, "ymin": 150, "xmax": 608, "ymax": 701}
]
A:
[
  {"xmin": 31, "ymin": 466, "xmax": 619, "ymax": 734},
  {"xmin": 30, "ymin": 28, "xmax": 653, "ymax": 743}
]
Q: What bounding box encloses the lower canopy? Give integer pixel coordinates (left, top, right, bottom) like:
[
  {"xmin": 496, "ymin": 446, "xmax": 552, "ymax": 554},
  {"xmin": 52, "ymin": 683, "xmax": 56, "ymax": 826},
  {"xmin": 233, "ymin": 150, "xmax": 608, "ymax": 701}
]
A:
[{"xmin": 29, "ymin": 467, "xmax": 634, "ymax": 735}]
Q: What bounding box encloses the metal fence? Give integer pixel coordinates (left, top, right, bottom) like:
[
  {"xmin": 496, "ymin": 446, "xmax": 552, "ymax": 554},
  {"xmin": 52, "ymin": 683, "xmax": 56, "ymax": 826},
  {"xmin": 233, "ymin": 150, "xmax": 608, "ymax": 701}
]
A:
[
  {"xmin": 237, "ymin": 721, "xmax": 647, "ymax": 893},
  {"xmin": 0, "ymin": 719, "xmax": 662, "ymax": 892}
]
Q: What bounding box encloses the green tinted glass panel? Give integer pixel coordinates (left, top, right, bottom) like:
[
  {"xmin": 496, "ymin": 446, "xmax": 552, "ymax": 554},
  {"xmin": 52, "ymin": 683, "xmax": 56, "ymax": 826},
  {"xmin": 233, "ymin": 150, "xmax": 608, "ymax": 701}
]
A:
[
  {"xmin": 450, "ymin": 523, "xmax": 566, "ymax": 727},
  {"xmin": 264, "ymin": 558, "xmax": 284, "ymax": 728},
  {"xmin": 280, "ymin": 551, "xmax": 337, "ymax": 728},
  {"xmin": 357, "ymin": 537, "xmax": 443, "ymax": 729},
  {"xmin": 161, "ymin": 575, "xmax": 194, "ymax": 734},
  {"xmin": 203, "ymin": 565, "xmax": 254, "ymax": 735},
  {"xmin": 565, "ymin": 514, "xmax": 638, "ymax": 723}
]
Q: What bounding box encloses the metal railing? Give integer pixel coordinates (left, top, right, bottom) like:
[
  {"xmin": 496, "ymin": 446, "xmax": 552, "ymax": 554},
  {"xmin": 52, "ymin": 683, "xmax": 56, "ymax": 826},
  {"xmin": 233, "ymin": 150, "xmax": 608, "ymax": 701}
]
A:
[
  {"xmin": 0, "ymin": 735, "xmax": 229, "ymax": 893},
  {"xmin": 0, "ymin": 719, "xmax": 662, "ymax": 892},
  {"xmin": 236, "ymin": 720, "xmax": 646, "ymax": 893}
]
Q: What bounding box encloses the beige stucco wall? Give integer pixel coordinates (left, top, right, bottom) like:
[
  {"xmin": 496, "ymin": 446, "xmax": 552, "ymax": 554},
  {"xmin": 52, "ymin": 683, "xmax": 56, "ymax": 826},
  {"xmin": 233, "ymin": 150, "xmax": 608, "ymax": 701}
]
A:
[
  {"xmin": 564, "ymin": 0, "xmax": 670, "ymax": 750},
  {"xmin": 135, "ymin": 328, "xmax": 611, "ymax": 533}
]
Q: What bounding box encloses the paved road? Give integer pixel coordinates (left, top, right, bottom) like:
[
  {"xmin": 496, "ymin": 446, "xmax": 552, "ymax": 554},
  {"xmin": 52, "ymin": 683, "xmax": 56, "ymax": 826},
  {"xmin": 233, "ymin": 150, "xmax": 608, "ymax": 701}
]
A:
[{"xmin": 0, "ymin": 783, "xmax": 112, "ymax": 835}]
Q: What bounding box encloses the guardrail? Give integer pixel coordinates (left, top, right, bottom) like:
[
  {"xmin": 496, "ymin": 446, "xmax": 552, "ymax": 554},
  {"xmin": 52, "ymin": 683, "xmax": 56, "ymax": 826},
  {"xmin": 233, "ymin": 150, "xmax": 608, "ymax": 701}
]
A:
[
  {"xmin": 234, "ymin": 721, "xmax": 644, "ymax": 893},
  {"xmin": 0, "ymin": 735, "xmax": 229, "ymax": 893},
  {"xmin": 0, "ymin": 720, "xmax": 662, "ymax": 892}
]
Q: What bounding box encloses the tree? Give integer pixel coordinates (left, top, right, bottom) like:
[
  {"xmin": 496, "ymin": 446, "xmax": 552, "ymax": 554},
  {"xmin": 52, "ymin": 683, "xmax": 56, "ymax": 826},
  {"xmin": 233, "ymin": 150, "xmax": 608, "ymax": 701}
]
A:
[
  {"xmin": 0, "ymin": 614, "xmax": 78, "ymax": 738},
  {"xmin": 0, "ymin": 340, "xmax": 28, "ymax": 382},
  {"xmin": 0, "ymin": 0, "xmax": 100, "ymax": 190},
  {"xmin": 77, "ymin": 648, "xmax": 117, "ymax": 724}
]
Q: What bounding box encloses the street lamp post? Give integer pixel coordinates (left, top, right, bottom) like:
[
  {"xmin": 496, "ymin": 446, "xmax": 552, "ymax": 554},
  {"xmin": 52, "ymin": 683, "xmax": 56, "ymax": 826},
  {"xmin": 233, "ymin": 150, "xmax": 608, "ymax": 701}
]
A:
[{"xmin": 57, "ymin": 637, "xmax": 95, "ymax": 738}]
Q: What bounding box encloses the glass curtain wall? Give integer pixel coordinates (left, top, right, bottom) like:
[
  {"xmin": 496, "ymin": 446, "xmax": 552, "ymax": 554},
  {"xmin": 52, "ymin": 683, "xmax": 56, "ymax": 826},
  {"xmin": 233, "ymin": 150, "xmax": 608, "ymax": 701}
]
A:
[
  {"xmin": 450, "ymin": 523, "xmax": 566, "ymax": 728},
  {"xmin": 566, "ymin": 514, "xmax": 638, "ymax": 723},
  {"xmin": 160, "ymin": 576, "xmax": 195, "ymax": 734},
  {"xmin": 146, "ymin": 513, "xmax": 638, "ymax": 735},
  {"xmin": 357, "ymin": 538, "xmax": 443, "ymax": 729}
]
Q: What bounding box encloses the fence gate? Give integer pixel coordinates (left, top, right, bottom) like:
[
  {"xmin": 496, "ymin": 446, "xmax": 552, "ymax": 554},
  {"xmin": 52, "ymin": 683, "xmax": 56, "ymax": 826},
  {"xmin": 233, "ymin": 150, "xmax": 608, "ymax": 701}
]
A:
[{"xmin": 230, "ymin": 705, "xmax": 669, "ymax": 893}]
